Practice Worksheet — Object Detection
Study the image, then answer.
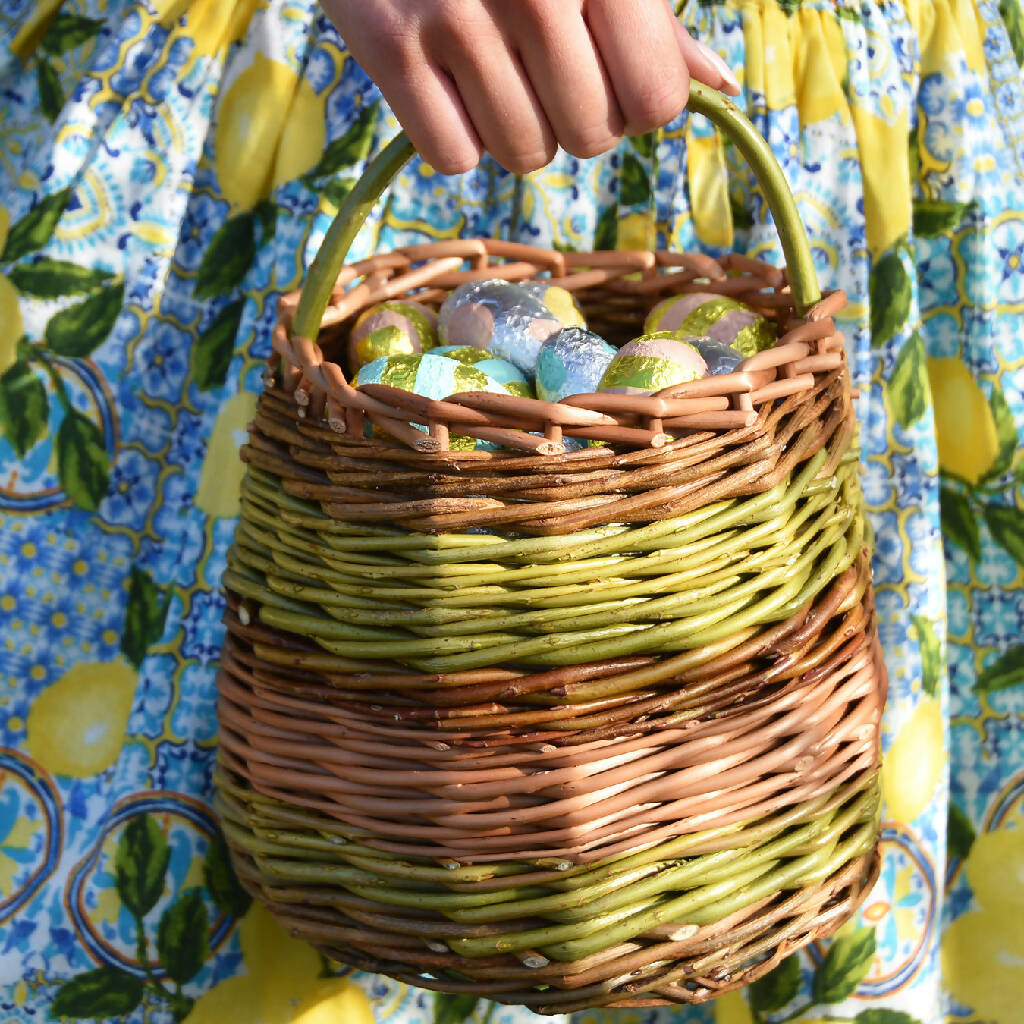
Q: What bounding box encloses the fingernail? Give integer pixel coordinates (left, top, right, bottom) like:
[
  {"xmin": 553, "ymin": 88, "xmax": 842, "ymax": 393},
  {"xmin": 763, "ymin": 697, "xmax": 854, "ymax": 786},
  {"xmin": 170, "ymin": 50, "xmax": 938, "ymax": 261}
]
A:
[{"xmin": 695, "ymin": 39, "xmax": 741, "ymax": 94}]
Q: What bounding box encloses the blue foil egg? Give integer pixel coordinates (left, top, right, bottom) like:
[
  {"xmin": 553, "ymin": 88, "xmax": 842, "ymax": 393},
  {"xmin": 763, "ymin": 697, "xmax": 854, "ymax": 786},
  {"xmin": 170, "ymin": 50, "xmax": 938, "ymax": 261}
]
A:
[{"xmin": 536, "ymin": 328, "xmax": 617, "ymax": 402}]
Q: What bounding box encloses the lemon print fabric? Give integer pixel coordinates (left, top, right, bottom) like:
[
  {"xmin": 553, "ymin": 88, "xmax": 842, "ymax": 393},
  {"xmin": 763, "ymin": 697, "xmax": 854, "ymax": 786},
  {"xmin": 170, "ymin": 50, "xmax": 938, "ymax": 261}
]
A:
[
  {"xmin": 880, "ymin": 696, "xmax": 945, "ymax": 826},
  {"xmin": 26, "ymin": 661, "xmax": 137, "ymax": 778},
  {"xmin": 214, "ymin": 51, "xmax": 326, "ymax": 211},
  {"xmin": 185, "ymin": 904, "xmax": 376, "ymax": 1024},
  {"xmin": 0, "ymin": 0, "xmax": 1024, "ymax": 1022}
]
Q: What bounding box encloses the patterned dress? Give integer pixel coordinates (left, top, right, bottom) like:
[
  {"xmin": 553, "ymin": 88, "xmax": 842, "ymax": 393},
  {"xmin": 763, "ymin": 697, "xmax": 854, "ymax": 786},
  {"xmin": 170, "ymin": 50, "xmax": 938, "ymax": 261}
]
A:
[{"xmin": 1, "ymin": 2, "xmax": 1023, "ymax": 1023}]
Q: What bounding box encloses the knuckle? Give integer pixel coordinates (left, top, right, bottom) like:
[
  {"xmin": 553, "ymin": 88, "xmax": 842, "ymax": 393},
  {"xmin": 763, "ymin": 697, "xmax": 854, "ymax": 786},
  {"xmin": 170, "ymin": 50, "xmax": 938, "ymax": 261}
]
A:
[
  {"xmin": 426, "ymin": 0, "xmax": 487, "ymax": 45},
  {"xmin": 499, "ymin": 143, "xmax": 557, "ymax": 174},
  {"xmin": 622, "ymin": 78, "xmax": 685, "ymax": 133},
  {"xmin": 562, "ymin": 126, "xmax": 620, "ymax": 160}
]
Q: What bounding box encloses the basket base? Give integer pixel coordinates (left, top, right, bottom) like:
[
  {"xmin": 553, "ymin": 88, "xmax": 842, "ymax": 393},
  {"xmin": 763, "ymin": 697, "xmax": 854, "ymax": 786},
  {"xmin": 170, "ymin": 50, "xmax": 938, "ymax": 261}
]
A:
[{"xmin": 221, "ymin": 833, "xmax": 879, "ymax": 1013}]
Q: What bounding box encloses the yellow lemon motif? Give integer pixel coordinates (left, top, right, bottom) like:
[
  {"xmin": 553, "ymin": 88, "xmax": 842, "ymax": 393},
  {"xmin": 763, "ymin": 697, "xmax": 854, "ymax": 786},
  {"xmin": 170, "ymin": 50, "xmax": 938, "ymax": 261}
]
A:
[
  {"xmin": 26, "ymin": 661, "xmax": 137, "ymax": 778},
  {"xmin": 214, "ymin": 53, "xmax": 325, "ymax": 211},
  {"xmin": 195, "ymin": 391, "xmax": 258, "ymax": 519},
  {"xmin": 0, "ymin": 275, "xmax": 23, "ymax": 377},
  {"xmin": 0, "ymin": 817, "xmax": 40, "ymax": 897},
  {"xmin": 942, "ymin": 822, "xmax": 1024, "ymax": 1023},
  {"xmin": 714, "ymin": 990, "xmax": 754, "ymax": 1024},
  {"xmin": 0, "ymin": 209, "xmax": 23, "ymax": 376},
  {"xmin": 927, "ymin": 356, "xmax": 999, "ymax": 484},
  {"xmin": 269, "ymin": 75, "xmax": 327, "ymax": 194},
  {"xmin": 850, "ymin": 108, "xmax": 912, "ymax": 256},
  {"xmin": 185, "ymin": 904, "xmax": 376, "ymax": 1024},
  {"xmin": 616, "ymin": 211, "xmax": 655, "ymax": 251},
  {"xmin": 879, "ymin": 696, "xmax": 944, "ymax": 826},
  {"xmin": 154, "ymin": 0, "xmax": 262, "ymax": 60},
  {"xmin": 965, "ymin": 824, "xmax": 1024, "ymax": 912},
  {"xmin": 10, "ymin": 0, "xmax": 65, "ymax": 61}
]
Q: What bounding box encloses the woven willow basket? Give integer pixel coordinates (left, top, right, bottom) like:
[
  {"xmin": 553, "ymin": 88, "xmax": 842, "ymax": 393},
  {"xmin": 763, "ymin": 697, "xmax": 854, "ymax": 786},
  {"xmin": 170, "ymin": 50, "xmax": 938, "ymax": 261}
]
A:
[{"xmin": 215, "ymin": 86, "xmax": 887, "ymax": 1012}]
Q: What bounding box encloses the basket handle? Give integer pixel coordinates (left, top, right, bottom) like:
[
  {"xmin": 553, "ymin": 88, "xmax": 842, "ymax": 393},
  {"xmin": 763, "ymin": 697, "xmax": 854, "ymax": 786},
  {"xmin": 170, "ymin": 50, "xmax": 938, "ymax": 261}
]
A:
[{"xmin": 291, "ymin": 84, "xmax": 821, "ymax": 345}]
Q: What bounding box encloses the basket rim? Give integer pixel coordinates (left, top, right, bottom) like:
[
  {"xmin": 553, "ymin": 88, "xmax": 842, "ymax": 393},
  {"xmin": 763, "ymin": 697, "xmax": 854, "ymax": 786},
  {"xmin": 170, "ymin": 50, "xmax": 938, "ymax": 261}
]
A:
[{"xmin": 267, "ymin": 242, "xmax": 849, "ymax": 456}]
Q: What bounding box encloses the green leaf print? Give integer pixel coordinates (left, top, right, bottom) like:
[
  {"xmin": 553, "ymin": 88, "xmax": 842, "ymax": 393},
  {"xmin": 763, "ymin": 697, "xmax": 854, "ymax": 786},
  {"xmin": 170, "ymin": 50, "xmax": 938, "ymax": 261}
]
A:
[
  {"xmin": 56, "ymin": 408, "xmax": 109, "ymax": 511},
  {"xmin": 8, "ymin": 258, "xmax": 113, "ymax": 297},
  {"xmin": 195, "ymin": 212, "xmax": 256, "ymax": 300},
  {"xmin": 975, "ymin": 644, "xmax": 1024, "ymax": 693},
  {"xmin": 886, "ymin": 331, "xmax": 929, "ymax": 428},
  {"xmin": 253, "ymin": 198, "xmax": 277, "ymax": 244},
  {"xmin": 433, "ymin": 992, "xmax": 480, "ymax": 1024},
  {"xmin": 629, "ymin": 132, "xmax": 655, "ymax": 158},
  {"xmin": 303, "ymin": 102, "xmax": 379, "ymax": 182},
  {"xmin": 984, "ymin": 503, "xmax": 1024, "ymax": 567},
  {"xmin": 203, "ymin": 832, "xmax": 252, "ymax": 918},
  {"xmin": 37, "ymin": 56, "xmax": 63, "ymax": 123},
  {"xmin": 121, "ymin": 565, "xmax": 171, "ymax": 670},
  {"xmin": 811, "ymin": 926, "xmax": 876, "ymax": 1004},
  {"xmin": 1, "ymin": 187, "xmax": 72, "ymax": 263},
  {"xmin": 730, "ymin": 194, "xmax": 754, "ymax": 231},
  {"xmin": 910, "ymin": 614, "xmax": 942, "ymax": 697},
  {"xmin": 322, "ymin": 177, "xmax": 356, "ymax": 211},
  {"xmin": 1000, "ymin": 0, "xmax": 1024, "ymax": 66},
  {"xmin": 749, "ymin": 953, "xmax": 801, "ymax": 1012},
  {"xmin": 594, "ymin": 205, "xmax": 618, "ymax": 251},
  {"xmin": 157, "ymin": 888, "xmax": 209, "ymax": 985},
  {"xmin": 45, "ymin": 280, "xmax": 124, "ymax": 356},
  {"xmin": 194, "ymin": 298, "xmax": 244, "ymax": 390},
  {"xmin": 41, "ymin": 13, "xmax": 104, "ymax": 55},
  {"xmin": 0, "ymin": 358, "xmax": 49, "ymax": 457},
  {"xmin": 50, "ymin": 965, "xmax": 145, "ymax": 1020},
  {"xmin": 854, "ymin": 1011, "xmax": 923, "ymax": 1024},
  {"xmin": 983, "ymin": 382, "xmax": 1018, "ymax": 482},
  {"xmin": 912, "ymin": 200, "xmax": 972, "ymax": 237},
  {"xmin": 869, "ymin": 247, "xmax": 912, "ymax": 348},
  {"xmin": 940, "ymin": 486, "xmax": 982, "ymax": 561},
  {"xmin": 620, "ymin": 153, "xmax": 651, "ymax": 206},
  {"xmin": 115, "ymin": 814, "xmax": 171, "ymax": 918},
  {"xmin": 948, "ymin": 802, "xmax": 976, "ymax": 860}
]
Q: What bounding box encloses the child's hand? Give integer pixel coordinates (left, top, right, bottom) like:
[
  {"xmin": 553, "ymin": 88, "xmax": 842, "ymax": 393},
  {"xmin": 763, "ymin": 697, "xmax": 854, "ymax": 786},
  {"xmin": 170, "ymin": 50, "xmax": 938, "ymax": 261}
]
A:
[{"xmin": 321, "ymin": 0, "xmax": 739, "ymax": 174}]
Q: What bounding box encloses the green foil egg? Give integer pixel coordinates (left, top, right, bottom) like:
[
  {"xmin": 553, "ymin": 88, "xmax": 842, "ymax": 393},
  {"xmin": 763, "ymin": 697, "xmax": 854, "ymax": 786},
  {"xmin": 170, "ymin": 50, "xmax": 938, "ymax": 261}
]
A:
[{"xmin": 598, "ymin": 332, "xmax": 708, "ymax": 395}]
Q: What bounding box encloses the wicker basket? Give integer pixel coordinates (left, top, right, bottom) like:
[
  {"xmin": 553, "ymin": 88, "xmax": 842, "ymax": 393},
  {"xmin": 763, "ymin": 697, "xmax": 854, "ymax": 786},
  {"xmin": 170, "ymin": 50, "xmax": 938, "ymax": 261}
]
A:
[{"xmin": 215, "ymin": 85, "xmax": 886, "ymax": 1012}]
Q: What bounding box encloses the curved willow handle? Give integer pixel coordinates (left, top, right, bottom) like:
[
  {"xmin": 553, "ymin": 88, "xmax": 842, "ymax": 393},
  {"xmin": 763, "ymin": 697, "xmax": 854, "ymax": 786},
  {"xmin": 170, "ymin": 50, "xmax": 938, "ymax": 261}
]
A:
[{"xmin": 292, "ymin": 84, "xmax": 820, "ymax": 344}]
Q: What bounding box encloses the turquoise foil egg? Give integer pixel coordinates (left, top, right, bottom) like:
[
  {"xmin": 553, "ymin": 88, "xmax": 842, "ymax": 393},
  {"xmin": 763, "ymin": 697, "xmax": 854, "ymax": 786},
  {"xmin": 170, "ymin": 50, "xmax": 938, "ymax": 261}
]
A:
[
  {"xmin": 536, "ymin": 328, "xmax": 616, "ymax": 402},
  {"xmin": 355, "ymin": 352, "xmax": 520, "ymax": 450},
  {"xmin": 431, "ymin": 346, "xmax": 533, "ymax": 397}
]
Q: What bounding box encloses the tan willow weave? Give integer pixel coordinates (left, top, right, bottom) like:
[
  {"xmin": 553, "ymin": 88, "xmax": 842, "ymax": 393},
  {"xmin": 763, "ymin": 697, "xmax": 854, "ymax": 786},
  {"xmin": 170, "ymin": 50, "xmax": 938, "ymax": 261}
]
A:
[{"xmin": 216, "ymin": 90, "xmax": 886, "ymax": 1012}]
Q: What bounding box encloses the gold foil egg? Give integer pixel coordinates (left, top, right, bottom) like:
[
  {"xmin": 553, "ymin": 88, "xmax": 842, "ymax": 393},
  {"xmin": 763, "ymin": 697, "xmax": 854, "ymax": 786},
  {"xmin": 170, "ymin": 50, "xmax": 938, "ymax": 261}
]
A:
[
  {"xmin": 645, "ymin": 292, "xmax": 775, "ymax": 357},
  {"xmin": 598, "ymin": 332, "xmax": 708, "ymax": 395},
  {"xmin": 348, "ymin": 300, "xmax": 438, "ymax": 374}
]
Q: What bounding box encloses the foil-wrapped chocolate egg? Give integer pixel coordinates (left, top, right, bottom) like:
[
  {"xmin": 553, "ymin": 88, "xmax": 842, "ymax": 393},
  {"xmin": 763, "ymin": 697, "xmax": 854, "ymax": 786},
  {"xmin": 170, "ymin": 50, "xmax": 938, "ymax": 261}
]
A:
[
  {"xmin": 438, "ymin": 279, "xmax": 561, "ymax": 378},
  {"xmin": 518, "ymin": 281, "xmax": 587, "ymax": 329},
  {"xmin": 689, "ymin": 337, "xmax": 746, "ymax": 376},
  {"xmin": 536, "ymin": 328, "xmax": 616, "ymax": 402},
  {"xmin": 348, "ymin": 300, "xmax": 438, "ymax": 374},
  {"xmin": 597, "ymin": 332, "xmax": 708, "ymax": 395},
  {"xmin": 431, "ymin": 346, "xmax": 533, "ymax": 397},
  {"xmin": 645, "ymin": 292, "xmax": 775, "ymax": 357},
  {"xmin": 355, "ymin": 352, "xmax": 523, "ymax": 450}
]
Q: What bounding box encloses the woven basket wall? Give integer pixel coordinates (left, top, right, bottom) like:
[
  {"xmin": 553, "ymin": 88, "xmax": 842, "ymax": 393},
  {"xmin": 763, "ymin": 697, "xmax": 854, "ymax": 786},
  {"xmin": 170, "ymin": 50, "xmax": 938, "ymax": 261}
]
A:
[{"xmin": 215, "ymin": 91, "xmax": 887, "ymax": 1013}]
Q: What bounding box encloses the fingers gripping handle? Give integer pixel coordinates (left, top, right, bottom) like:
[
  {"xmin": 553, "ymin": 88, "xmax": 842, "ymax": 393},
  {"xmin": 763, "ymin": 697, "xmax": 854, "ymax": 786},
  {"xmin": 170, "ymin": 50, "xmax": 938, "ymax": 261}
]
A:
[{"xmin": 291, "ymin": 84, "xmax": 821, "ymax": 346}]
